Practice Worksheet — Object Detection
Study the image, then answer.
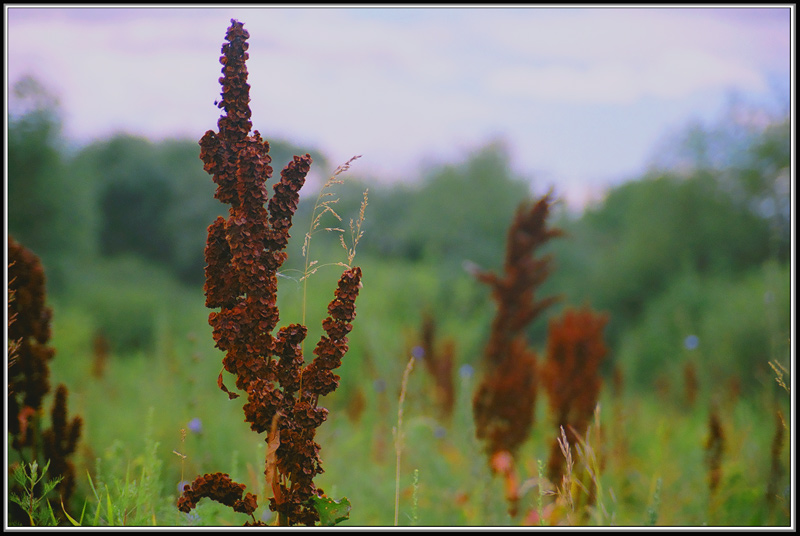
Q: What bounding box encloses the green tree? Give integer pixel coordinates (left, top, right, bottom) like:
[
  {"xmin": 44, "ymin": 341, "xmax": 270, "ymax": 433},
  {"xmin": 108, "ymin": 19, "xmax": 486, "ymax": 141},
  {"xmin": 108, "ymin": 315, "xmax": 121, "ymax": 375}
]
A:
[
  {"xmin": 69, "ymin": 134, "xmax": 329, "ymax": 285},
  {"xmin": 8, "ymin": 77, "xmax": 95, "ymax": 277},
  {"xmin": 724, "ymin": 117, "xmax": 791, "ymax": 260},
  {"xmin": 359, "ymin": 141, "xmax": 533, "ymax": 270},
  {"xmin": 93, "ymin": 136, "xmax": 177, "ymax": 264},
  {"xmin": 648, "ymin": 100, "xmax": 790, "ymax": 260},
  {"xmin": 557, "ymin": 170, "xmax": 776, "ymax": 345}
]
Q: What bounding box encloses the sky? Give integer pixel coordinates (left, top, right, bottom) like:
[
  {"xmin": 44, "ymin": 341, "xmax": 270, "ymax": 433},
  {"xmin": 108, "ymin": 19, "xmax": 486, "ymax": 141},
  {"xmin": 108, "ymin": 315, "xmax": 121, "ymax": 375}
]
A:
[{"xmin": 5, "ymin": 5, "xmax": 794, "ymax": 209}]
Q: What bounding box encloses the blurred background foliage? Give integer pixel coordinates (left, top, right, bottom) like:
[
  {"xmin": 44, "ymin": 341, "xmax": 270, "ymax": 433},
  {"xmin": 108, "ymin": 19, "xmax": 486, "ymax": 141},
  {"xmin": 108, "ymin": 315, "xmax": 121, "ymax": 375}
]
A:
[
  {"xmin": 6, "ymin": 75, "xmax": 792, "ymax": 526},
  {"xmin": 7, "ymin": 74, "xmax": 791, "ymax": 394}
]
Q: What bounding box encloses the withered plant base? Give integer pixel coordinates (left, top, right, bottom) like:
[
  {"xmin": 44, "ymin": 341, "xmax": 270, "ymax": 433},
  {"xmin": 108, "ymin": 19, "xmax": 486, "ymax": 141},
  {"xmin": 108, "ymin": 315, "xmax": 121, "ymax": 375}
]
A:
[{"xmin": 178, "ymin": 20, "xmax": 362, "ymax": 527}]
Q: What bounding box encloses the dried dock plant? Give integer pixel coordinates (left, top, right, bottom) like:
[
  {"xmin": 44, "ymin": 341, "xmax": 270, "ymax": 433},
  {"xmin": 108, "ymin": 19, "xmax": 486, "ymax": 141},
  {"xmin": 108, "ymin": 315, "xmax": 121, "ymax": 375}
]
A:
[
  {"xmin": 541, "ymin": 306, "xmax": 609, "ymax": 485},
  {"xmin": 704, "ymin": 408, "xmax": 725, "ymax": 496},
  {"xmin": 8, "ymin": 237, "xmax": 82, "ymax": 523},
  {"xmin": 473, "ymin": 193, "xmax": 561, "ymax": 457},
  {"xmin": 177, "ymin": 19, "xmax": 362, "ymax": 527},
  {"xmin": 471, "ymin": 193, "xmax": 561, "ymax": 516}
]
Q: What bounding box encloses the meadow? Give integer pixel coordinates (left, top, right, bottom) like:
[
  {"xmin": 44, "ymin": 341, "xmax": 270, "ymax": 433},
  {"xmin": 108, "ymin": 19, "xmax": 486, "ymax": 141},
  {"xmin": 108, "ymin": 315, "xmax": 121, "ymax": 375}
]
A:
[
  {"xmin": 10, "ymin": 234, "xmax": 793, "ymax": 527},
  {"xmin": 7, "ymin": 19, "xmax": 793, "ymax": 529}
]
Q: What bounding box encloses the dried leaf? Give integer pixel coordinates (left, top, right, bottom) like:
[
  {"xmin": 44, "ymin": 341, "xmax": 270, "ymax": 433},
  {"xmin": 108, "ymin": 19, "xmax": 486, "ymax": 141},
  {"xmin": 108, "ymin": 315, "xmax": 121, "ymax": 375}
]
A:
[{"xmin": 218, "ymin": 370, "xmax": 239, "ymax": 399}]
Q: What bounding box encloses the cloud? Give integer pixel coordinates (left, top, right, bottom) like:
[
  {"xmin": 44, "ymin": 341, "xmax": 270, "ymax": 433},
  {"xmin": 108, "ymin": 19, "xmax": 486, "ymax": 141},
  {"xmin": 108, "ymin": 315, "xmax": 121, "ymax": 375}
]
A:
[
  {"xmin": 485, "ymin": 48, "xmax": 767, "ymax": 105},
  {"xmin": 474, "ymin": 8, "xmax": 776, "ymax": 104},
  {"xmin": 6, "ymin": 6, "xmax": 790, "ymax": 205}
]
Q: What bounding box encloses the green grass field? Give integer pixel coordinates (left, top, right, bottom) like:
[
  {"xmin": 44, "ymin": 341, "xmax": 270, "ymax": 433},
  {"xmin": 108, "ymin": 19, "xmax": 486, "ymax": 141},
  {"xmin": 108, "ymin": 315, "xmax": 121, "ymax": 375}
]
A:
[{"xmin": 25, "ymin": 251, "xmax": 789, "ymax": 528}]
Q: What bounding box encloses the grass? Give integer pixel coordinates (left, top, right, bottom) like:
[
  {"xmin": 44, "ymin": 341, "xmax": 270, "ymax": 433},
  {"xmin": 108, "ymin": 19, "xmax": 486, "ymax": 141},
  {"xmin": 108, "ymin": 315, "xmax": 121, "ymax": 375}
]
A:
[
  {"xmin": 35, "ymin": 252, "xmax": 791, "ymax": 527},
  {"xmin": 394, "ymin": 355, "xmax": 415, "ymax": 526},
  {"xmin": 12, "ymin": 246, "xmax": 791, "ymax": 522}
]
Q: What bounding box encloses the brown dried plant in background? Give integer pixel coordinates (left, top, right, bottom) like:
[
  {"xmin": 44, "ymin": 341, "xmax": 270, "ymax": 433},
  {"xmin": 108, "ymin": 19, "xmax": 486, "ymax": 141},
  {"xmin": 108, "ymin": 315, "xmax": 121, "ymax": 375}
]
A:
[
  {"xmin": 8, "ymin": 237, "xmax": 83, "ymax": 522},
  {"xmin": 766, "ymin": 409, "xmax": 787, "ymax": 516},
  {"xmin": 415, "ymin": 312, "xmax": 456, "ymax": 420},
  {"xmin": 704, "ymin": 408, "xmax": 725, "ymax": 496},
  {"xmin": 541, "ymin": 306, "xmax": 609, "ymax": 485},
  {"xmin": 91, "ymin": 332, "xmax": 110, "ymax": 379},
  {"xmin": 683, "ymin": 361, "xmax": 699, "ymax": 408},
  {"xmin": 8, "ymin": 237, "xmax": 55, "ymax": 454},
  {"xmin": 178, "ymin": 20, "xmax": 362, "ymax": 527},
  {"xmin": 472, "ymin": 193, "xmax": 562, "ymax": 514}
]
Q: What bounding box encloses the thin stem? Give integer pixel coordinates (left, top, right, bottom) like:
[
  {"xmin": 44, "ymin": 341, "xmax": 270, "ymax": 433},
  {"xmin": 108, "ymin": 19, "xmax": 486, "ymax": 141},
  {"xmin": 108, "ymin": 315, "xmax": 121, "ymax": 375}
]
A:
[
  {"xmin": 394, "ymin": 356, "xmax": 415, "ymax": 526},
  {"xmin": 299, "ymin": 156, "xmax": 361, "ymax": 355}
]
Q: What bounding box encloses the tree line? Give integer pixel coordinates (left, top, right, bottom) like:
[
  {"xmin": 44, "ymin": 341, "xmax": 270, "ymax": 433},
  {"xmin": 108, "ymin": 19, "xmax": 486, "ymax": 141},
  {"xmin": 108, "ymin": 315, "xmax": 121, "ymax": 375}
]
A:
[{"xmin": 7, "ymin": 76, "xmax": 791, "ymax": 391}]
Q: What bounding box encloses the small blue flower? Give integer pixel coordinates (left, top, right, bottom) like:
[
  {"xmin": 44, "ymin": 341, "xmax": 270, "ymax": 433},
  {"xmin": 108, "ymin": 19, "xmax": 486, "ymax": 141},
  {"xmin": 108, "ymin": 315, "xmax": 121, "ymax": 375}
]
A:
[
  {"xmin": 411, "ymin": 346, "xmax": 425, "ymax": 360},
  {"xmin": 459, "ymin": 364, "xmax": 474, "ymax": 379},
  {"xmin": 188, "ymin": 418, "xmax": 203, "ymax": 434},
  {"xmin": 684, "ymin": 335, "xmax": 699, "ymax": 351},
  {"xmin": 434, "ymin": 426, "xmax": 446, "ymax": 439}
]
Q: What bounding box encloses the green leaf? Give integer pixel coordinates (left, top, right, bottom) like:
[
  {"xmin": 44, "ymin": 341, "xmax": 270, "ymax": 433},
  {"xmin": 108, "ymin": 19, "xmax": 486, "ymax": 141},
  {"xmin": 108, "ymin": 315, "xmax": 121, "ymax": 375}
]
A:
[
  {"xmin": 60, "ymin": 496, "xmax": 85, "ymax": 527},
  {"xmin": 106, "ymin": 488, "xmax": 114, "ymax": 525},
  {"xmin": 46, "ymin": 499, "xmax": 58, "ymax": 526},
  {"xmin": 309, "ymin": 495, "xmax": 351, "ymax": 526},
  {"xmin": 85, "ymin": 471, "xmax": 103, "ymax": 526},
  {"xmin": 12, "ymin": 464, "xmax": 28, "ymax": 488}
]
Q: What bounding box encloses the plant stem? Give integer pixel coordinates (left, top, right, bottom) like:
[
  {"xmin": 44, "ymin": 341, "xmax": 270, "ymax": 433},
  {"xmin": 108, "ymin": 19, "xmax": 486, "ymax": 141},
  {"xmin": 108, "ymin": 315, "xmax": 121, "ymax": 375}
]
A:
[{"xmin": 394, "ymin": 356, "xmax": 415, "ymax": 526}]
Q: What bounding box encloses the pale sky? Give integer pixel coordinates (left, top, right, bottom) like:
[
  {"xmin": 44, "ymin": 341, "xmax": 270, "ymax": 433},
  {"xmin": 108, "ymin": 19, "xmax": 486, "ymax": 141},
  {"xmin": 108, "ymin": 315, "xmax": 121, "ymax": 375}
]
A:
[{"xmin": 5, "ymin": 5, "xmax": 793, "ymax": 209}]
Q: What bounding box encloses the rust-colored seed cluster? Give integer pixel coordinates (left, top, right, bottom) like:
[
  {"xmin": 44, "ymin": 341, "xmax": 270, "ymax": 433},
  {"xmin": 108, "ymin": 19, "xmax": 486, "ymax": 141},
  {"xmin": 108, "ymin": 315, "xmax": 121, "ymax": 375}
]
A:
[
  {"xmin": 8, "ymin": 237, "xmax": 82, "ymax": 515},
  {"xmin": 470, "ymin": 194, "xmax": 611, "ymax": 519},
  {"xmin": 8, "ymin": 237, "xmax": 56, "ymax": 435},
  {"xmin": 178, "ymin": 472, "xmax": 258, "ymax": 517},
  {"xmin": 541, "ymin": 307, "xmax": 609, "ymax": 484},
  {"xmin": 180, "ymin": 20, "xmax": 361, "ymax": 526},
  {"xmin": 41, "ymin": 385, "xmax": 83, "ymax": 502},
  {"xmin": 472, "ymin": 194, "xmax": 562, "ymax": 459}
]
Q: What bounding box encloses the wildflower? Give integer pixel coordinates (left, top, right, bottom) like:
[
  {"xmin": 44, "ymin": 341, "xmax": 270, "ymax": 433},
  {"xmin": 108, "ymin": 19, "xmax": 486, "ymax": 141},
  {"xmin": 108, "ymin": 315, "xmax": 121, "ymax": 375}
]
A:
[
  {"xmin": 684, "ymin": 334, "xmax": 699, "ymax": 351},
  {"xmin": 187, "ymin": 418, "xmax": 203, "ymax": 435}
]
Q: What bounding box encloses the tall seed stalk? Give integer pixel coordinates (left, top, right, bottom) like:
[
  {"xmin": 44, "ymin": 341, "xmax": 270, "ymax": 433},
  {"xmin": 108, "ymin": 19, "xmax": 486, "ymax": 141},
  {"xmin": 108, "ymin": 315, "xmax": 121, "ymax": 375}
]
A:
[
  {"xmin": 472, "ymin": 193, "xmax": 561, "ymax": 503},
  {"xmin": 177, "ymin": 19, "xmax": 363, "ymax": 527}
]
